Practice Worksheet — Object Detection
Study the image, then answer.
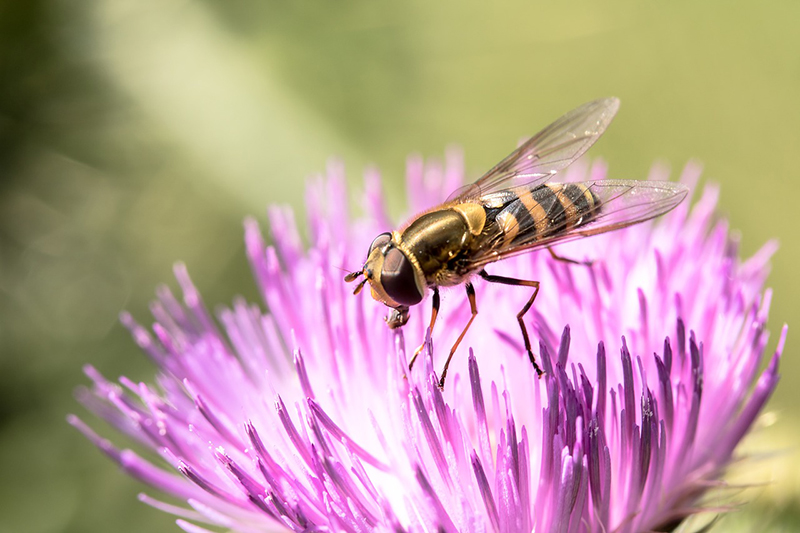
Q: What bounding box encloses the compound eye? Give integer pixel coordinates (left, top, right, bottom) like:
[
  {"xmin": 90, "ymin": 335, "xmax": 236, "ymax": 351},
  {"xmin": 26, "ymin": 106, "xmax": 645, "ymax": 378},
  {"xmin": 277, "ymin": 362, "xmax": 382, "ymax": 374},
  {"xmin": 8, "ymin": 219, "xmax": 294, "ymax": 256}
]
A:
[
  {"xmin": 381, "ymin": 247, "xmax": 423, "ymax": 306},
  {"xmin": 368, "ymin": 232, "xmax": 392, "ymax": 255}
]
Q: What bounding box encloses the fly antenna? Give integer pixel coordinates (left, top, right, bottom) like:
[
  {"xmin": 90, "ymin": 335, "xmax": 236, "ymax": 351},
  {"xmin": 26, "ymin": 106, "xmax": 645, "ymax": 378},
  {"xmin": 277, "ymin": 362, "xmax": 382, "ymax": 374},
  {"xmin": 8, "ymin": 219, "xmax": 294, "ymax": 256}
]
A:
[
  {"xmin": 352, "ymin": 278, "xmax": 367, "ymax": 295},
  {"xmin": 344, "ymin": 271, "xmax": 362, "ymax": 283}
]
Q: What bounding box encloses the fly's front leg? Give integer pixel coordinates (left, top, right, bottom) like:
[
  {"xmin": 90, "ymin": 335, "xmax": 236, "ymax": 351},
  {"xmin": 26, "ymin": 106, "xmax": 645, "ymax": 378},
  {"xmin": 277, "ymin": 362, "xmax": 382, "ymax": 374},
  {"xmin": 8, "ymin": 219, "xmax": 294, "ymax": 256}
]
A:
[
  {"xmin": 478, "ymin": 270, "xmax": 543, "ymax": 376},
  {"xmin": 408, "ymin": 287, "xmax": 440, "ymax": 371},
  {"xmin": 438, "ymin": 282, "xmax": 477, "ymax": 389}
]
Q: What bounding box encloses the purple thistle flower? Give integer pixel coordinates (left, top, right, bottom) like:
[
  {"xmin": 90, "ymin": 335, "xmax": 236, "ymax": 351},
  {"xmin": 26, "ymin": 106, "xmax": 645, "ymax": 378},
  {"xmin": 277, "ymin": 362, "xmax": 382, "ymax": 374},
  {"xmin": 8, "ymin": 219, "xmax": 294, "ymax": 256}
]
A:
[{"xmin": 71, "ymin": 154, "xmax": 785, "ymax": 533}]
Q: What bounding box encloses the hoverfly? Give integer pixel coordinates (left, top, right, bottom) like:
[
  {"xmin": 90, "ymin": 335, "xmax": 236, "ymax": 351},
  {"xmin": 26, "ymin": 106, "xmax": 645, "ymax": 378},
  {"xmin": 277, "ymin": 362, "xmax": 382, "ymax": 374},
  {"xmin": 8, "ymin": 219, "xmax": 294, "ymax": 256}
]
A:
[{"xmin": 345, "ymin": 98, "xmax": 688, "ymax": 388}]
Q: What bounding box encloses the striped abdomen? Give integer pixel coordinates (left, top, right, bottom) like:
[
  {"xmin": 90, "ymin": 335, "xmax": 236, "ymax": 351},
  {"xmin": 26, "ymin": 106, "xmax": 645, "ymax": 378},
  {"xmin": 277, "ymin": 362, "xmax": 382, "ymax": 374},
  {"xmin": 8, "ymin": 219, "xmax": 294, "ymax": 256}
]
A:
[{"xmin": 482, "ymin": 183, "xmax": 601, "ymax": 247}]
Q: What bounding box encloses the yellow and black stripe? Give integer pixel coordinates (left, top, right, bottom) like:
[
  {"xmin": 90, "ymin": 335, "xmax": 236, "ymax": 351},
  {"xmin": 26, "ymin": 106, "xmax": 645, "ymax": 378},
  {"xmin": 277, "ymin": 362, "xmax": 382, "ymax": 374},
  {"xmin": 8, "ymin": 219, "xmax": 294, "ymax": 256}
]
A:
[{"xmin": 483, "ymin": 183, "xmax": 601, "ymax": 247}]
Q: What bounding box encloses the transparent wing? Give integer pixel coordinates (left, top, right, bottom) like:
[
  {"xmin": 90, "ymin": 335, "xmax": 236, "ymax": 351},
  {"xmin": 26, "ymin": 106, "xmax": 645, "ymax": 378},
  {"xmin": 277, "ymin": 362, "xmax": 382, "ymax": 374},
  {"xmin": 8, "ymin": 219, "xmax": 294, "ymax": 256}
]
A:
[
  {"xmin": 466, "ymin": 180, "xmax": 689, "ymax": 269},
  {"xmin": 448, "ymin": 97, "xmax": 620, "ymax": 203}
]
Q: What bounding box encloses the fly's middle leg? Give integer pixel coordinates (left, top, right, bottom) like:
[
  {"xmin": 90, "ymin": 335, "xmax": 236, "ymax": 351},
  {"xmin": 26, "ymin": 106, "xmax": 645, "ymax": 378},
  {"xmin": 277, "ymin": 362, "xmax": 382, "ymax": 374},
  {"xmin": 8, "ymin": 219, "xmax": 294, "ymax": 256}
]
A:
[{"xmin": 478, "ymin": 270, "xmax": 543, "ymax": 377}]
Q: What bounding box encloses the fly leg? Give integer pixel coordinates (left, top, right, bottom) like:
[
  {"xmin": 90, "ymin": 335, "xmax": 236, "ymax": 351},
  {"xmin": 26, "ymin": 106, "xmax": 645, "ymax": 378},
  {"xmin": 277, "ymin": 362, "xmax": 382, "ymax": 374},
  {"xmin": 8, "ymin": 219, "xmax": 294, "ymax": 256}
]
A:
[
  {"xmin": 478, "ymin": 270, "xmax": 543, "ymax": 376},
  {"xmin": 408, "ymin": 287, "xmax": 440, "ymax": 371},
  {"xmin": 438, "ymin": 282, "xmax": 477, "ymax": 389},
  {"xmin": 547, "ymin": 247, "xmax": 593, "ymax": 267}
]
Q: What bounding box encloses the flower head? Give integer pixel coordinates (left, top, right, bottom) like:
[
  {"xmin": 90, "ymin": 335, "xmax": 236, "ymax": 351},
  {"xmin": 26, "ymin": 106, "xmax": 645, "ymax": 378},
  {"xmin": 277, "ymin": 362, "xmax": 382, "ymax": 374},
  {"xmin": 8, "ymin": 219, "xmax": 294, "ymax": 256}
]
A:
[{"xmin": 71, "ymin": 154, "xmax": 784, "ymax": 532}]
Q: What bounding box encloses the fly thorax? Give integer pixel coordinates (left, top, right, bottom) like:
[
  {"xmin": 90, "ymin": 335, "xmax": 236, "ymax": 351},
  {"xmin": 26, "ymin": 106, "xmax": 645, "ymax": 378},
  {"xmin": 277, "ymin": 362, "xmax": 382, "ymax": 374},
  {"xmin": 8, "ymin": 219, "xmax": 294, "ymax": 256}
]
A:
[{"xmin": 400, "ymin": 209, "xmax": 474, "ymax": 280}]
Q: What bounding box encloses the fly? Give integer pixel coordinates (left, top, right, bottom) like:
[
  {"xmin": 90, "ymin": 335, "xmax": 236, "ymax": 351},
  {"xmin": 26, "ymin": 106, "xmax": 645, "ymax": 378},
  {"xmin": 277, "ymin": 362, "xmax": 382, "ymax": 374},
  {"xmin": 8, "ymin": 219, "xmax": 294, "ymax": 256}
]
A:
[{"xmin": 345, "ymin": 98, "xmax": 688, "ymax": 388}]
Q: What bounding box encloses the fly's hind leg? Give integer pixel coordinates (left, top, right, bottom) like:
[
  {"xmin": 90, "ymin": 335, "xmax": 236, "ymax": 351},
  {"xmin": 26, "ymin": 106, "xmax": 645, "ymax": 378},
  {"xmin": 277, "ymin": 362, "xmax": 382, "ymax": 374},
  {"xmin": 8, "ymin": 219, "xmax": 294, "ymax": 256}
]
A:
[
  {"xmin": 478, "ymin": 270, "xmax": 543, "ymax": 377},
  {"xmin": 547, "ymin": 247, "xmax": 593, "ymax": 267},
  {"xmin": 408, "ymin": 287, "xmax": 440, "ymax": 371},
  {"xmin": 438, "ymin": 282, "xmax": 477, "ymax": 389}
]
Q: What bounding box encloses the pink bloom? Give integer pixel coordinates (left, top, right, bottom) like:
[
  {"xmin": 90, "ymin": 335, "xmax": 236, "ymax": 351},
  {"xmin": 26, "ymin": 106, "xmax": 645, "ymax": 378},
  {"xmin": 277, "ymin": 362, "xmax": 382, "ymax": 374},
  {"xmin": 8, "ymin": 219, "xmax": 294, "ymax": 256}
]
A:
[{"xmin": 72, "ymin": 154, "xmax": 784, "ymax": 532}]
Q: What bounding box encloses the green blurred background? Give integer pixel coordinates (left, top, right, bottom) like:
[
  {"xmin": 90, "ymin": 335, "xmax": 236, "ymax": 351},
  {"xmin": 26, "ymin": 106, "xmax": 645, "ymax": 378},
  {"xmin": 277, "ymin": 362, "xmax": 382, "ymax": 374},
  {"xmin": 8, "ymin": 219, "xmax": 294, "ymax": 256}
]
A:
[{"xmin": 1, "ymin": 1, "xmax": 798, "ymax": 531}]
